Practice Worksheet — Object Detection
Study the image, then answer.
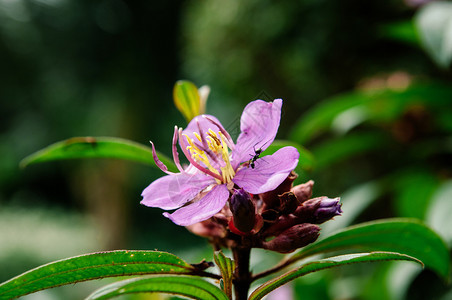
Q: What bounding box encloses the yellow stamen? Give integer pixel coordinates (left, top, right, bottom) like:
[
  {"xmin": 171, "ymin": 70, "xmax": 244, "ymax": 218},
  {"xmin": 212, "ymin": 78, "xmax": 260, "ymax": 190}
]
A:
[
  {"xmin": 193, "ymin": 132, "xmax": 202, "ymax": 142},
  {"xmin": 184, "ymin": 134, "xmax": 221, "ymax": 180},
  {"xmin": 183, "ymin": 130, "xmax": 235, "ymax": 184},
  {"xmin": 218, "ymin": 132, "xmax": 235, "ymax": 183}
]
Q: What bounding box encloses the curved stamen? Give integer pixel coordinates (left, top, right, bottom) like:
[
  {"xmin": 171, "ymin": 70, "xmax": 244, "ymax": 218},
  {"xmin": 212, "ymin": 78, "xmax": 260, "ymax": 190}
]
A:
[
  {"xmin": 218, "ymin": 133, "xmax": 235, "ymax": 182},
  {"xmin": 178, "ymin": 128, "xmax": 223, "ymax": 181},
  {"xmin": 196, "ymin": 121, "xmax": 221, "ymax": 166},
  {"xmin": 185, "ymin": 134, "xmax": 221, "ymax": 176},
  {"xmin": 150, "ymin": 141, "xmax": 175, "ymax": 175},
  {"xmin": 203, "ymin": 115, "xmax": 235, "ymax": 150},
  {"xmin": 172, "ymin": 126, "xmax": 184, "ymax": 173}
]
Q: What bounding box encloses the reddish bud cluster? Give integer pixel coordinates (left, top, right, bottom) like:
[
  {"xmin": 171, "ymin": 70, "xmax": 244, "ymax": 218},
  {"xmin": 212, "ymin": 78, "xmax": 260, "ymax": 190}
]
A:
[{"xmin": 187, "ymin": 171, "xmax": 342, "ymax": 253}]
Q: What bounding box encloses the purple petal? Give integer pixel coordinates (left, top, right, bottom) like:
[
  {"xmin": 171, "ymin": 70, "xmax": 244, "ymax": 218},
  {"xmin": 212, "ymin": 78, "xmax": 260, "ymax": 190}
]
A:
[
  {"xmin": 163, "ymin": 184, "xmax": 230, "ymax": 226},
  {"xmin": 141, "ymin": 172, "xmax": 215, "ymax": 210},
  {"xmin": 232, "ymin": 99, "xmax": 283, "ymax": 167},
  {"xmin": 233, "ymin": 146, "xmax": 299, "ymax": 194}
]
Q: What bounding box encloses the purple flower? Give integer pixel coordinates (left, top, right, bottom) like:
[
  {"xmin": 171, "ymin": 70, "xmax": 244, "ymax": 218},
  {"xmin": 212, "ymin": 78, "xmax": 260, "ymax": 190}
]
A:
[{"xmin": 141, "ymin": 99, "xmax": 299, "ymax": 226}]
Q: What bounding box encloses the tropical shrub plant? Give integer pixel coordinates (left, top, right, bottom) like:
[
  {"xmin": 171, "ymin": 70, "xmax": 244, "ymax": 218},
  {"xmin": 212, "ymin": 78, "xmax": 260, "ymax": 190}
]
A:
[{"xmin": 0, "ymin": 81, "xmax": 449, "ymax": 300}]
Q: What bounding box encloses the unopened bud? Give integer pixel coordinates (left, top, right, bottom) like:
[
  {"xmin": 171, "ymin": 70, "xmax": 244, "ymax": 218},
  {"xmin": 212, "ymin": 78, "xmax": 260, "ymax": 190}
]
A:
[
  {"xmin": 291, "ymin": 180, "xmax": 314, "ymax": 203},
  {"xmin": 294, "ymin": 197, "xmax": 342, "ymax": 224},
  {"xmin": 262, "ymin": 223, "xmax": 320, "ymax": 253},
  {"xmin": 279, "ymin": 192, "xmax": 300, "ymax": 214},
  {"xmin": 230, "ymin": 189, "xmax": 256, "ymax": 233},
  {"xmin": 315, "ymin": 197, "xmax": 342, "ymax": 222},
  {"xmin": 261, "ymin": 209, "xmax": 280, "ymax": 223},
  {"xmin": 261, "ymin": 171, "xmax": 298, "ymax": 209}
]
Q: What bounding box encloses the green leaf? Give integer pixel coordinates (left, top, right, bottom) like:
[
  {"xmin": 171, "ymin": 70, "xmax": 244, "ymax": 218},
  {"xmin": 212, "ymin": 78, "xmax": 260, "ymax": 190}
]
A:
[
  {"xmin": 86, "ymin": 276, "xmax": 228, "ymax": 300},
  {"xmin": 173, "ymin": 80, "xmax": 202, "ymax": 122},
  {"xmin": 393, "ymin": 170, "xmax": 440, "ymax": 219},
  {"xmin": 289, "ymin": 84, "xmax": 452, "ymax": 144},
  {"xmin": 249, "ymin": 252, "xmax": 421, "ymax": 300},
  {"xmin": 380, "ymin": 20, "xmax": 420, "ymax": 46},
  {"xmin": 415, "ymin": 1, "xmax": 452, "ymax": 68},
  {"xmin": 20, "ymin": 137, "xmax": 177, "ymax": 172},
  {"xmin": 291, "ymin": 219, "xmax": 450, "ymax": 280},
  {"xmin": 311, "ymin": 132, "xmax": 388, "ymax": 170},
  {"xmin": 0, "ymin": 250, "xmax": 200, "ymax": 299},
  {"xmin": 289, "ymin": 91, "xmax": 366, "ymax": 143},
  {"xmin": 427, "ymin": 180, "xmax": 452, "ymax": 245},
  {"xmin": 213, "ymin": 251, "xmax": 235, "ymax": 299}
]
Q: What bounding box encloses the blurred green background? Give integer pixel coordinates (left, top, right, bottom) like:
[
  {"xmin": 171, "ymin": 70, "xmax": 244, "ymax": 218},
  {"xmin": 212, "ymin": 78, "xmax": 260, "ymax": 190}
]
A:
[{"xmin": 1, "ymin": 0, "xmax": 451, "ymax": 299}]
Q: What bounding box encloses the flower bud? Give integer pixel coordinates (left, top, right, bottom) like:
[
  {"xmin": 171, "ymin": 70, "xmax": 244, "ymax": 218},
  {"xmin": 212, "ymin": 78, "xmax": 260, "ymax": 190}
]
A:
[
  {"xmin": 260, "ymin": 171, "xmax": 298, "ymax": 209},
  {"xmin": 261, "ymin": 209, "xmax": 280, "ymax": 223},
  {"xmin": 293, "ymin": 197, "xmax": 342, "ymax": 224},
  {"xmin": 173, "ymin": 81, "xmax": 210, "ymax": 122},
  {"xmin": 262, "ymin": 223, "xmax": 320, "ymax": 253},
  {"xmin": 230, "ymin": 189, "xmax": 256, "ymax": 233},
  {"xmin": 291, "ymin": 180, "xmax": 314, "ymax": 203},
  {"xmin": 279, "ymin": 192, "xmax": 300, "ymax": 215}
]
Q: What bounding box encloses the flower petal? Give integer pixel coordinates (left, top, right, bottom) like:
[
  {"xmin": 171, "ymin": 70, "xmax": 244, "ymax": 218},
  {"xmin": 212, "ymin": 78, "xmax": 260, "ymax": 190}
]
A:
[
  {"xmin": 163, "ymin": 184, "xmax": 230, "ymax": 226},
  {"xmin": 233, "ymin": 146, "xmax": 299, "ymax": 194},
  {"xmin": 141, "ymin": 172, "xmax": 215, "ymax": 210},
  {"xmin": 232, "ymin": 99, "xmax": 283, "ymax": 167}
]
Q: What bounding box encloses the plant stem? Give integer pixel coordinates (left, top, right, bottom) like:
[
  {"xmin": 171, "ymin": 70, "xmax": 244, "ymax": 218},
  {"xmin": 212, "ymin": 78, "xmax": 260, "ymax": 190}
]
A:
[{"xmin": 233, "ymin": 245, "xmax": 252, "ymax": 300}]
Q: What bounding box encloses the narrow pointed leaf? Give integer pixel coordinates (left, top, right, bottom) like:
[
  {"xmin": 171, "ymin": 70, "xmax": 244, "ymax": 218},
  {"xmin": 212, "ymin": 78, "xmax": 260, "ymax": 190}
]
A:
[
  {"xmin": 173, "ymin": 80, "xmax": 201, "ymax": 122},
  {"xmin": 290, "ymin": 219, "xmax": 450, "ymax": 280},
  {"xmin": 213, "ymin": 251, "xmax": 235, "ymax": 299},
  {"xmin": 0, "ymin": 250, "xmax": 199, "ymax": 299},
  {"xmin": 86, "ymin": 276, "xmax": 228, "ymax": 300},
  {"xmin": 20, "ymin": 137, "xmax": 177, "ymax": 172},
  {"xmin": 249, "ymin": 252, "xmax": 421, "ymax": 300}
]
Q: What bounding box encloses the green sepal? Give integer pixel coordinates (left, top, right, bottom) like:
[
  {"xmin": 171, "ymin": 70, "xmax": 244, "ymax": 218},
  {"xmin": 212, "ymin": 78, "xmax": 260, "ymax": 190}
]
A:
[
  {"xmin": 213, "ymin": 251, "xmax": 235, "ymax": 299},
  {"xmin": 173, "ymin": 80, "xmax": 203, "ymax": 122}
]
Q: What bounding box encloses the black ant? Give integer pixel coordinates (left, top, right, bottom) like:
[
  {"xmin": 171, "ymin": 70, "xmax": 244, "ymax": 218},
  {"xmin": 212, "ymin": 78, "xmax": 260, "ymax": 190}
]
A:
[{"xmin": 248, "ymin": 141, "xmax": 268, "ymax": 169}]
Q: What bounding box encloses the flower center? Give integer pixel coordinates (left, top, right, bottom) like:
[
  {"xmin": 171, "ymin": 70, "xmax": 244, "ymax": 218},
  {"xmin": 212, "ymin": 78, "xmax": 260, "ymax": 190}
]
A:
[{"xmin": 184, "ymin": 129, "xmax": 235, "ymax": 184}]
